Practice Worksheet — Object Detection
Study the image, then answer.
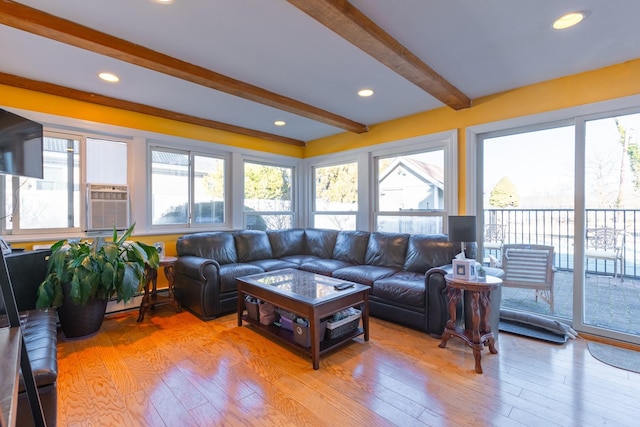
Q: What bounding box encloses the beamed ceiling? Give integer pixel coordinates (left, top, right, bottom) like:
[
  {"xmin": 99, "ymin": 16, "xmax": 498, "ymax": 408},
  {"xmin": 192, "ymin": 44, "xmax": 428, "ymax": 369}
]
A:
[{"xmin": 1, "ymin": 0, "xmax": 640, "ymax": 146}]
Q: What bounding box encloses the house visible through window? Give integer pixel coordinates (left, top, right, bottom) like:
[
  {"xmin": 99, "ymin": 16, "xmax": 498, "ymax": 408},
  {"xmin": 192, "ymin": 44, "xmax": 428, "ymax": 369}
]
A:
[{"xmin": 375, "ymin": 150, "xmax": 445, "ymax": 233}]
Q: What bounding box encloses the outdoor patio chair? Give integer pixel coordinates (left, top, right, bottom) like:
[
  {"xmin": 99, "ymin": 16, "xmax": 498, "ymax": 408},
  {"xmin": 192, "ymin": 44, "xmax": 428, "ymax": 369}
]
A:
[
  {"xmin": 484, "ymin": 223, "xmax": 506, "ymax": 260},
  {"xmin": 585, "ymin": 228, "xmax": 626, "ymax": 283},
  {"xmin": 501, "ymin": 244, "xmax": 555, "ymax": 313}
]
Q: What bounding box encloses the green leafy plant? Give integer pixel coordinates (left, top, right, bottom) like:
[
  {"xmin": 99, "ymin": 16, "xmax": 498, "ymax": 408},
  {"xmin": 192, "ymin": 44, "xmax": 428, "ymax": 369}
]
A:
[{"xmin": 36, "ymin": 224, "xmax": 160, "ymax": 308}]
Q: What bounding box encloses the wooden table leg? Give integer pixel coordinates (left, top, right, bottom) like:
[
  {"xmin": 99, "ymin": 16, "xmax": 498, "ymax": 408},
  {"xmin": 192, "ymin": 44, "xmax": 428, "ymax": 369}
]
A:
[
  {"xmin": 237, "ymin": 289, "xmax": 245, "ymax": 327},
  {"xmin": 137, "ymin": 266, "xmax": 155, "ymax": 322},
  {"xmin": 163, "ymin": 264, "xmax": 182, "ymax": 312},
  {"xmin": 311, "ymin": 318, "xmax": 320, "ymax": 370},
  {"xmin": 362, "ymin": 294, "xmax": 370, "ymax": 341}
]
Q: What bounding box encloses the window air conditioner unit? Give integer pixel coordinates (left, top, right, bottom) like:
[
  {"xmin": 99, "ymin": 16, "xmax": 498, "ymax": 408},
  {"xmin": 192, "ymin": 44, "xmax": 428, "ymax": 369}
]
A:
[{"xmin": 87, "ymin": 184, "xmax": 130, "ymax": 231}]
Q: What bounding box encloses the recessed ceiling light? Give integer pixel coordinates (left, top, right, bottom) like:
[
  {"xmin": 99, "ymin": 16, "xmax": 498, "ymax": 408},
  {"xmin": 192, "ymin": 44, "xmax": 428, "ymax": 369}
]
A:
[
  {"xmin": 98, "ymin": 72, "xmax": 119, "ymax": 82},
  {"xmin": 553, "ymin": 12, "xmax": 585, "ymax": 30},
  {"xmin": 274, "ymin": 120, "xmax": 286, "ymax": 126},
  {"xmin": 358, "ymin": 89, "xmax": 374, "ymax": 97},
  {"xmin": 155, "ymin": 0, "xmax": 174, "ymax": 4}
]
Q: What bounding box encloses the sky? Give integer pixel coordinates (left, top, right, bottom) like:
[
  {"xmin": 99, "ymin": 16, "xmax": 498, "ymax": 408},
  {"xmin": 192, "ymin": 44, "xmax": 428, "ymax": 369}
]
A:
[{"xmin": 483, "ymin": 112, "xmax": 640, "ymax": 209}]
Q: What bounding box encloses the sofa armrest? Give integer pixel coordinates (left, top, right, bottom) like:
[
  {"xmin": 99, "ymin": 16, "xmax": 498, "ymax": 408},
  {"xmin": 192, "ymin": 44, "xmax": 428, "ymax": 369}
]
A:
[
  {"xmin": 175, "ymin": 255, "xmax": 220, "ymax": 280},
  {"xmin": 174, "ymin": 256, "xmax": 222, "ymax": 319},
  {"xmin": 425, "ymin": 264, "xmax": 457, "ymax": 338}
]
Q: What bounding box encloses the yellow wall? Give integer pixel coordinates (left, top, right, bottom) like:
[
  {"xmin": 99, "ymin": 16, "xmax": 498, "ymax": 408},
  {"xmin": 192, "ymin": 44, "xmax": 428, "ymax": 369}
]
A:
[
  {"xmin": 2, "ymin": 58, "xmax": 640, "ymax": 247},
  {"xmin": 0, "ymin": 84, "xmax": 305, "ymax": 158}
]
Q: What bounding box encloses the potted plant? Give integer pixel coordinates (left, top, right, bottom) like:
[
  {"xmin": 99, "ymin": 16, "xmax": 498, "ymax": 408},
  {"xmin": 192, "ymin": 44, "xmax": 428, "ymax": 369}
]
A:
[{"xmin": 36, "ymin": 223, "xmax": 159, "ymax": 339}]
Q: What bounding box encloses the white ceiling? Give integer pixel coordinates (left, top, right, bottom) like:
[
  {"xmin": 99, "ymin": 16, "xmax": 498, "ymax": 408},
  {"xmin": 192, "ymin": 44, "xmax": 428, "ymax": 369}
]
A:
[{"xmin": 1, "ymin": 0, "xmax": 640, "ymax": 144}]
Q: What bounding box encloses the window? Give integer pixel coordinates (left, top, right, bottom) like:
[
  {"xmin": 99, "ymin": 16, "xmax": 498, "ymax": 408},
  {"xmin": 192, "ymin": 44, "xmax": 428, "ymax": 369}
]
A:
[
  {"xmin": 151, "ymin": 148, "xmax": 226, "ymax": 226},
  {"xmin": 243, "ymin": 161, "xmax": 293, "ymax": 230},
  {"xmin": 374, "ymin": 150, "xmax": 446, "ymax": 234},
  {"xmin": 312, "ymin": 161, "xmax": 357, "ymax": 230},
  {"xmin": 86, "ymin": 137, "xmax": 127, "ymax": 185},
  {"xmin": 3, "ymin": 132, "xmax": 132, "ymax": 234},
  {"xmin": 6, "ymin": 134, "xmax": 80, "ymax": 232}
]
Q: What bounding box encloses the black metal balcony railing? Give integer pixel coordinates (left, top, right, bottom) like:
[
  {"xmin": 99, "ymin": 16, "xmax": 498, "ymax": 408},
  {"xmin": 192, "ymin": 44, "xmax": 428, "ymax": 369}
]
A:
[{"xmin": 484, "ymin": 208, "xmax": 640, "ymax": 278}]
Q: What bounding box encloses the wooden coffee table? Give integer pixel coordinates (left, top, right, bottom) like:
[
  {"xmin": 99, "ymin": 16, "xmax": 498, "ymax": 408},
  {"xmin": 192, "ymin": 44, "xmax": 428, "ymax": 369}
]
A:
[{"xmin": 237, "ymin": 268, "xmax": 370, "ymax": 370}]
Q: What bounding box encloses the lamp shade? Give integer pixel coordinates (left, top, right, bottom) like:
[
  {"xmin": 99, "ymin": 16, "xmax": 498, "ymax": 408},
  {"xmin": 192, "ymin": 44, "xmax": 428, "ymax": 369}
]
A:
[{"xmin": 448, "ymin": 215, "xmax": 477, "ymax": 243}]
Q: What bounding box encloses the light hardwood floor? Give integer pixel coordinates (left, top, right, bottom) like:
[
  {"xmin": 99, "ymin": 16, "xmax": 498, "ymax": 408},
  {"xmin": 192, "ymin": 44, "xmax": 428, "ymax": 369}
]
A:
[{"xmin": 55, "ymin": 307, "xmax": 640, "ymax": 426}]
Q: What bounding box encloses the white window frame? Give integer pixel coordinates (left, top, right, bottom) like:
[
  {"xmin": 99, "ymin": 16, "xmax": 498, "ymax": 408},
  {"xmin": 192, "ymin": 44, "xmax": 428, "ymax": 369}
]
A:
[
  {"xmin": 468, "ymin": 93, "xmax": 640, "ymax": 345},
  {"xmin": 372, "ymin": 132, "xmax": 457, "ymax": 234},
  {"xmin": 149, "ymin": 144, "xmax": 230, "ymax": 230},
  {"xmin": 242, "ymin": 158, "xmax": 296, "ymax": 230},
  {"xmin": 2, "ymin": 128, "xmax": 132, "ymax": 238},
  {"xmin": 310, "ymin": 157, "xmax": 360, "ymax": 230},
  {"xmin": 305, "ymin": 130, "xmax": 458, "ymax": 232}
]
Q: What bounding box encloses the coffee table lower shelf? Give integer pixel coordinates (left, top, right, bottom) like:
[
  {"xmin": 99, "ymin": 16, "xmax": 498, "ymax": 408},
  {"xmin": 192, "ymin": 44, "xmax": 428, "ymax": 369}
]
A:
[{"xmin": 241, "ymin": 315, "xmax": 364, "ymax": 355}]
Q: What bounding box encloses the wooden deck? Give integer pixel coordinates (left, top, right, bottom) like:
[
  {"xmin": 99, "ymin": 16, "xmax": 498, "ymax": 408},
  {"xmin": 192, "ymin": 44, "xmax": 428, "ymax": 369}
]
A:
[{"xmin": 501, "ymin": 270, "xmax": 640, "ymax": 336}]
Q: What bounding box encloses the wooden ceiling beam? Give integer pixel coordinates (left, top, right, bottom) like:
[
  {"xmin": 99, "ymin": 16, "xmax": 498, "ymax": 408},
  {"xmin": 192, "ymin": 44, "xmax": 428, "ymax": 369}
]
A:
[
  {"xmin": 0, "ymin": 72, "xmax": 306, "ymax": 146},
  {"xmin": 0, "ymin": 1, "xmax": 367, "ymax": 134},
  {"xmin": 287, "ymin": 0, "xmax": 472, "ymax": 110}
]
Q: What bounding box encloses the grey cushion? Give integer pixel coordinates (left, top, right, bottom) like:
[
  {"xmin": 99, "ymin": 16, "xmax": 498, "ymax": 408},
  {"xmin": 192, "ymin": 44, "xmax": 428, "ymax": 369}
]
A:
[{"xmin": 500, "ymin": 308, "xmax": 577, "ymax": 338}]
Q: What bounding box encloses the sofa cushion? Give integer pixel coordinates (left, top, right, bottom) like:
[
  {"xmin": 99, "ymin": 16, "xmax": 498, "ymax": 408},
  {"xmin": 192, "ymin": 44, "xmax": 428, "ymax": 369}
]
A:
[
  {"xmin": 234, "ymin": 230, "xmax": 274, "ymax": 262},
  {"xmin": 372, "ymin": 271, "xmax": 426, "ymax": 308},
  {"xmin": 403, "ymin": 234, "xmax": 458, "ymax": 273},
  {"xmin": 279, "ymin": 254, "xmax": 321, "ymax": 267},
  {"xmin": 267, "ymin": 229, "xmax": 305, "ymax": 258},
  {"xmin": 249, "ymin": 258, "xmax": 299, "ymax": 272},
  {"xmin": 304, "ymin": 229, "xmax": 338, "ymax": 258},
  {"xmin": 299, "ymin": 259, "xmax": 354, "ymax": 276},
  {"xmin": 333, "ymin": 230, "xmax": 370, "ymax": 264},
  {"xmin": 177, "ymin": 232, "xmax": 238, "ymax": 264},
  {"xmin": 18, "ymin": 309, "xmax": 58, "ymax": 390},
  {"xmin": 364, "ymin": 232, "xmax": 409, "ymax": 267},
  {"xmin": 219, "ymin": 263, "xmax": 263, "ymax": 293},
  {"xmin": 333, "ymin": 265, "xmax": 399, "ymax": 286}
]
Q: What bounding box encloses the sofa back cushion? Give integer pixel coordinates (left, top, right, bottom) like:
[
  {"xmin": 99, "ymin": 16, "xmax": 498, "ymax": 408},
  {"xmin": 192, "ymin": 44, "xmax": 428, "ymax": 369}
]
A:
[
  {"xmin": 304, "ymin": 229, "xmax": 338, "ymax": 258},
  {"xmin": 365, "ymin": 232, "xmax": 409, "ymax": 267},
  {"xmin": 234, "ymin": 230, "xmax": 274, "ymax": 262},
  {"xmin": 333, "ymin": 230, "xmax": 370, "ymax": 265},
  {"xmin": 176, "ymin": 232, "xmax": 238, "ymax": 264},
  {"xmin": 267, "ymin": 229, "xmax": 305, "ymax": 258},
  {"xmin": 403, "ymin": 234, "xmax": 458, "ymax": 272}
]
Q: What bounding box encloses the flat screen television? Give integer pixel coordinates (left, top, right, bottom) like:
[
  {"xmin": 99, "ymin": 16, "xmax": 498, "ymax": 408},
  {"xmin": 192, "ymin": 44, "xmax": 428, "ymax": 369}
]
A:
[{"xmin": 0, "ymin": 108, "xmax": 44, "ymax": 179}]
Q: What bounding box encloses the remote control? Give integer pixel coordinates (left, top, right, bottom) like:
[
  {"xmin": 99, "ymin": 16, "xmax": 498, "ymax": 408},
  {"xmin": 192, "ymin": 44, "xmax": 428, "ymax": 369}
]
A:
[{"xmin": 334, "ymin": 283, "xmax": 354, "ymax": 290}]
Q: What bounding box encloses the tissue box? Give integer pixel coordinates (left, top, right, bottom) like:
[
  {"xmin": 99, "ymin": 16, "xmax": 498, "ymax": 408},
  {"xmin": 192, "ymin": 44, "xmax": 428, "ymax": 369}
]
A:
[{"xmin": 453, "ymin": 259, "xmax": 477, "ymax": 281}]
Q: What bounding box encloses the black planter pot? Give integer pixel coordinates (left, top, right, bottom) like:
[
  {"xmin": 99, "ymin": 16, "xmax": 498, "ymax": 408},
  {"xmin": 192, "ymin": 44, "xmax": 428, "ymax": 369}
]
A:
[{"xmin": 58, "ymin": 283, "xmax": 108, "ymax": 339}]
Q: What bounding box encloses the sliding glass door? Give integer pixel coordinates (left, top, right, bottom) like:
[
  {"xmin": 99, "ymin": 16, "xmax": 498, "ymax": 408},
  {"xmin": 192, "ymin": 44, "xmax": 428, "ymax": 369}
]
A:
[
  {"xmin": 479, "ymin": 109, "xmax": 640, "ymax": 343},
  {"xmin": 582, "ymin": 112, "xmax": 640, "ymax": 337},
  {"xmin": 481, "ymin": 124, "xmax": 575, "ymax": 321}
]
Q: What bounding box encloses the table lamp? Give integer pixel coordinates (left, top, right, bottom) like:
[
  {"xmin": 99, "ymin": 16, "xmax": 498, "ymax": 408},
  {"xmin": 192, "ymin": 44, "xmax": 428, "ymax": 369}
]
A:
[{"xmin": 448, "ymin": 215, "xmax": 476, "ymax": 259}]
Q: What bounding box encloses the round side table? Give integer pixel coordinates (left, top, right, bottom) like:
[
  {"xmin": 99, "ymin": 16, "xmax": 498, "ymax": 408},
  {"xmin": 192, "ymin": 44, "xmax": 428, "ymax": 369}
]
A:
[
  {"xmin": 438, "ymin": 273, "xmax": 502, "ymax": 373},
  {"xmin": 137, "ymin": 256, "xmax": 181, "ymax": 322}
]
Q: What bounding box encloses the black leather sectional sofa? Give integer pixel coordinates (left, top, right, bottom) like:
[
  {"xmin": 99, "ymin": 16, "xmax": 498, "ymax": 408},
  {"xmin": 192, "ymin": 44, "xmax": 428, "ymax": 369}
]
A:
[{"xmin": 174, "ymin": 228, "xmax": 500, "ymax": 338}]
